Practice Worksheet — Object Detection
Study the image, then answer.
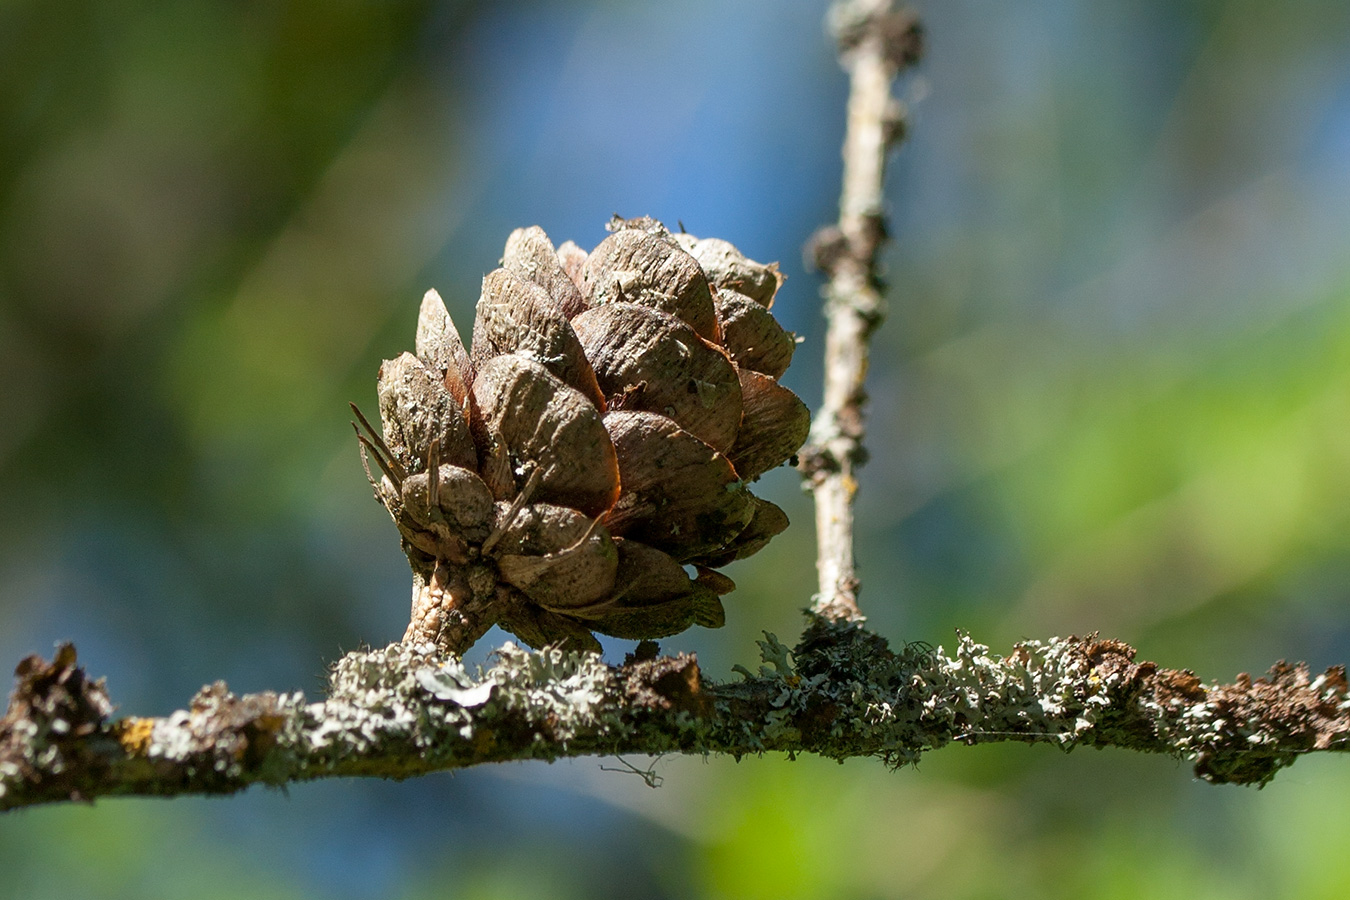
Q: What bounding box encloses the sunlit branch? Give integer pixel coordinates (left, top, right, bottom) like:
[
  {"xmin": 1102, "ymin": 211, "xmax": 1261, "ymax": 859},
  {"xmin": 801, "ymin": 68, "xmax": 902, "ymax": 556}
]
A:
[
  {"xmin": 800, "ymin": 0, "xmax": 922, "ymax": 621},
  {"xmin": 5, "ymin": 622, "xmax": 1346, "ymax": 811}
]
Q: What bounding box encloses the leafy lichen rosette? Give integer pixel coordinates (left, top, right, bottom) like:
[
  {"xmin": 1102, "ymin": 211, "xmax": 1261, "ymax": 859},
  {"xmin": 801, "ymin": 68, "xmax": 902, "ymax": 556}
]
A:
[{"xmin": 355, "ymin": 217, "xmax": 809, "ymax": 654}]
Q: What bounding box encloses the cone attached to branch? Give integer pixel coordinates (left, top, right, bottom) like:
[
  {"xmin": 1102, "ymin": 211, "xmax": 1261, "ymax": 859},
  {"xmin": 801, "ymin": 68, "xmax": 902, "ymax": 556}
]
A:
[{"xmin": 355, "ymin": 218, "xmax": 808, "ymax": 655}]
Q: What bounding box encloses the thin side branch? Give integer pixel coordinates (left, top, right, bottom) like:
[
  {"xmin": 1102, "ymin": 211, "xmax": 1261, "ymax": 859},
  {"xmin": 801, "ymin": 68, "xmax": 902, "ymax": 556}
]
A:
[
  {"xmin": 800, "ymin": 1, "xmax": 922, "ymax": 621},
  {"xmin": 5, "ymin": 621, "xmax": 1347, "ymax": 811}
]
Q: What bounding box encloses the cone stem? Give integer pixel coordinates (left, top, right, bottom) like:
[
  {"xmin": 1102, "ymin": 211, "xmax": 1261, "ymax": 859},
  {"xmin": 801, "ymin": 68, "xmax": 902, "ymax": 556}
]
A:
[{"xmin": 801, "ymin": 0, "xmax": 921, "ymax": 622}]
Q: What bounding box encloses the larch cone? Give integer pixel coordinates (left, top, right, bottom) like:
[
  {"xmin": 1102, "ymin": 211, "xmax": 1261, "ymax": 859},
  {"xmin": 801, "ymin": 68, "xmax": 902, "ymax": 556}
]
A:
[{"xmin": 355, "ymin": 216, "xmax": 808, "ymax": 654}]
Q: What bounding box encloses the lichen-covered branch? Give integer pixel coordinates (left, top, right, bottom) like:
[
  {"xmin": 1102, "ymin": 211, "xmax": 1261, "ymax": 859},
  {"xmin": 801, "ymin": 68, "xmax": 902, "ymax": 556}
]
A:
[
  {"xmin": 800, "ymin": 0, "xmax": 923, "ymax": 621},
  {"xmin": 5, "ymin": 620, "xmax": 1348, "ymax": 811}
]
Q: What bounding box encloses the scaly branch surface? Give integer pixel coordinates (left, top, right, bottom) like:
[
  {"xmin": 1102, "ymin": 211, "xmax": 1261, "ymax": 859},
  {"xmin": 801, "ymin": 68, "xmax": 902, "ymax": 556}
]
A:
[
  {"xmin": 800, "ymin": 0, "xmax": 922, "ymax": 621},
  {"xmin": 5, "ymin": 621, "xmax": 1349, "ymax": 811}
]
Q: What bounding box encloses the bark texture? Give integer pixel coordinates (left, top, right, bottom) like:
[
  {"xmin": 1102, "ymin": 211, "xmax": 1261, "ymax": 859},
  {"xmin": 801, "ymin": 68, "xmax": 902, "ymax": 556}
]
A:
[
  {"xmin": 800, "ymin": 0, "xmax": 923, "ymax": 622},
  {"xmin": 5, "ymin": 620, "xmax": 1347, "ymax": 811}
]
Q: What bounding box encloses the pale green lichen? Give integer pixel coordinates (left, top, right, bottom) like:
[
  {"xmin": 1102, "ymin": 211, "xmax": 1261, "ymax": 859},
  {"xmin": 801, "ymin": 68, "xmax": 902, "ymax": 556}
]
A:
[
  {"xmin": 912, "ymin": 634, "xmax": 1112, "ymax": 746},
  {"xmin": 707, "ymin": 625, "xmax": 1121, "ymax": 766},
  {"xmin": 7, "ymin": 628, "xmax": 1348, "ymax": 808},
  {"xmin": 300, "ymin": 640, "xmax": 621, "ymax": 773}
]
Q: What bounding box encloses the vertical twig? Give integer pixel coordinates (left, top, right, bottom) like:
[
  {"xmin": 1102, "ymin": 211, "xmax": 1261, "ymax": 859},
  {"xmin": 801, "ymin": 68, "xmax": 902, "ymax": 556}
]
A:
[{"xmin": 800, "ymin": 0, "xmax": 922, "ymax": 622}]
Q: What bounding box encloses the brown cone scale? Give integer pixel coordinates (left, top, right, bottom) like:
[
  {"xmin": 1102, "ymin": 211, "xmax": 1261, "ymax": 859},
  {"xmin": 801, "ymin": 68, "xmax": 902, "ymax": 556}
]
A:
[
  {"xmin": 416, "ymin": 289, "xmax": 474, "ymax": 405},
  {"xmin": 471, "ymin": 268, "xmax": 605, "ymax": 408},
  {"xmin": 729, "ymin": 369, "xmax": 812, "ymax": 482},
  {"xmin": 712, "ymin": 288, "xmax": 796, "ymax": 379},
  {"xmin": 581, "ymin": 229, "xmax": 720, "ymax": 342},
  {"xmin": 503, "ymin": 226, "xmax": 589, "ymax": 320},
  {"xmin": 493, "ymin": 501, "xmax": 618, "ymax": 613},
  {"xmin": 377, "ymin": 353, "xmax": 477, "ymax": 473},
  {"xmin": 675, "ymin": 235, "xmax": 783, "ymax": 307},
  {"xmin": 468, "ymin": 353, "xmax": 620, "ymax": 516},
  {"xmin": 572, "ymin": 303, "xmax": 743, "ymax": 453},
  {"xmin": 603, "ymin": 410, "xmax": 754, "ymax": 560}
]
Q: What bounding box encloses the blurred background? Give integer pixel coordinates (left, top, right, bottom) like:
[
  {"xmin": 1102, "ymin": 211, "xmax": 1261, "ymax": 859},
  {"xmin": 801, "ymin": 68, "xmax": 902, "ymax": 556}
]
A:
[{"xmin": 3, "ymin": 0, "xmax": 1350, "ymax": 896}]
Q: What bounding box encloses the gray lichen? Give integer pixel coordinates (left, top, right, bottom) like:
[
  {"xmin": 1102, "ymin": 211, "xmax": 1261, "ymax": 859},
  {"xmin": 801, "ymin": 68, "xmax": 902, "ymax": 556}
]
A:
[
  {"xmin": 4, "ymin": 622, "xmax": 1349, "ymax": 810},
  {"xmin": 304, "ymin": 641, "xmax": 621, "ymax": 774}
]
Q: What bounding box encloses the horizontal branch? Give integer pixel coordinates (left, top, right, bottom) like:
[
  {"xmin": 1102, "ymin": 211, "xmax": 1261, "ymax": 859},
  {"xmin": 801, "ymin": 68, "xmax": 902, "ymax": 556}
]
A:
[{"xmin": 4, "ymin": 620, "xmax": 1348, "ymax": 811}]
